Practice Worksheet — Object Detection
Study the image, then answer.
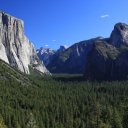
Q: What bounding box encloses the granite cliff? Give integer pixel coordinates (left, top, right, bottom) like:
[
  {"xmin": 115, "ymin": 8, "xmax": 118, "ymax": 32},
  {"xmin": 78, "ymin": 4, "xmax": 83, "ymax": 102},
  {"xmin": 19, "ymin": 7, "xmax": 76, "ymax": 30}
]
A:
[
  {"xmin": 85, "ymin": 23, "xmax": 128, "ymax": 80},
  {"xmin": 0, "ymin": 12, "xmax": 49, "ymax": 74}
]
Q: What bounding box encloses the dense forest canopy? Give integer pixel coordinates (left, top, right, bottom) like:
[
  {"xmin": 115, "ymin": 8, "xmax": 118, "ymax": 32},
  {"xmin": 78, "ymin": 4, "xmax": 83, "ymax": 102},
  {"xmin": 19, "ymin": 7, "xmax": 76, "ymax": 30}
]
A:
[{"xmin": 0, "ymin": 60, "xmax": 128, "ymax": 128}]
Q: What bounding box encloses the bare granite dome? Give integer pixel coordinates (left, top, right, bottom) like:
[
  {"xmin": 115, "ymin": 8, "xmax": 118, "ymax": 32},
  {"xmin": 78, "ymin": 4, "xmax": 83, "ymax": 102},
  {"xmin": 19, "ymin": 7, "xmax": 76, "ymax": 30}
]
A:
[{"xmin": 110, "ymin": 22, "xmax": 128, "ymax": 47}]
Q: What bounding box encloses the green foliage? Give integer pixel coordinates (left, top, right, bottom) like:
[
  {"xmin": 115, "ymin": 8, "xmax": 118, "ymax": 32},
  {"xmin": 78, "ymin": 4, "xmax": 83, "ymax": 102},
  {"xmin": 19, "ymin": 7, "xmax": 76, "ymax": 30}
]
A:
[
  {"xmin": 122, "ymin": 108, "xmax": 128, "ymax": 128},
  {"xmin": 0, "ymin": 59, "xmax": 128, "ymax": 127},
  {"xmin": 0, "ymin": 115, "xmax": 7, "ymax": 128},
  {"xmin": 111, "ymin": 109, "xmax": 123, "ymax": 128},
  {"xmin": 26, "ymin": 113, "xmax": 39, "ymax": 128}
]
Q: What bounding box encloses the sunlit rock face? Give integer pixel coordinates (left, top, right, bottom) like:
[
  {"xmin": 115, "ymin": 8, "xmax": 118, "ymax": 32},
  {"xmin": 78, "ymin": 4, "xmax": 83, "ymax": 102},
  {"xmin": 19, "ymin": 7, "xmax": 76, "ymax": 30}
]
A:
[{"xmin": 0, "ymin": 12, "xmax": 49, "ymax": 74}]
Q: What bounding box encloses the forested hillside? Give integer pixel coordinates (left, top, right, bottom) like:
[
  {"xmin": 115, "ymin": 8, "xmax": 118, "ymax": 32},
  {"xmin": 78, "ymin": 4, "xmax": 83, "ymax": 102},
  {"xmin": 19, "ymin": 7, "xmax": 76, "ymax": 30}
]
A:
[{"xmin": 0, "ymin": 59, "xmax": 128, "ymax": 128}]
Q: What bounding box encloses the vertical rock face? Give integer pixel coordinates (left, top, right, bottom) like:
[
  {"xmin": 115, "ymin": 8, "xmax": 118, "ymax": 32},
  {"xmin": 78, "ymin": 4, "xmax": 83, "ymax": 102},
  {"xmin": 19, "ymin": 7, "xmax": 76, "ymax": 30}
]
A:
[
  {"xmin": 84, "ymin": 41, "xmax": 120, "ymax": 80},
  {"xmin": 0, "ymin": 12, "xmax": 49, "ymax": 74},
  {"xmin": 85, "ymin": 23, "xmax": 128, "ymax": 80}
]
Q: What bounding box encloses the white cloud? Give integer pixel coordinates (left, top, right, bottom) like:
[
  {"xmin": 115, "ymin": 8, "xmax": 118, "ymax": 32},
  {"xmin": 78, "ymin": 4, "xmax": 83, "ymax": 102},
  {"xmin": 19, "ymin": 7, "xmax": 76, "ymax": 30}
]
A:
[
  {"xmin": 101, "ymin": 14, "xmax": 109, "ymax": 18},
  {"xmin": 45, "ymin": 44, "xmax": 49, "ymax": 47}
]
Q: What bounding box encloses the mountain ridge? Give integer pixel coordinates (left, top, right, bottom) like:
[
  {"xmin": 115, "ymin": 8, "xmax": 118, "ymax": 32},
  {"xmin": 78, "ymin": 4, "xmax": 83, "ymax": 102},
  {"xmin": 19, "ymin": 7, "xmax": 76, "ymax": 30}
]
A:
[{"xmin": 37, "ymin": 22, "xmax": 128, "ymax": 80}]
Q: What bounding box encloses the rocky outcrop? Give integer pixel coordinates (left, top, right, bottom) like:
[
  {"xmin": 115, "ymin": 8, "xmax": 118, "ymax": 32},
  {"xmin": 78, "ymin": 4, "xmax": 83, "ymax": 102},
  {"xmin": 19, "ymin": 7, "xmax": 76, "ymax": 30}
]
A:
[
  {"xmin": 110, "ymin": 23, "xmax": 128, "ymax": 47},
  {"xmin": 57, "ymin": 45, "xmax": 68, "ymax": 53},
  {"xmin": 0, "ymin": 12, "xmax": 49, "ymax": 74}
]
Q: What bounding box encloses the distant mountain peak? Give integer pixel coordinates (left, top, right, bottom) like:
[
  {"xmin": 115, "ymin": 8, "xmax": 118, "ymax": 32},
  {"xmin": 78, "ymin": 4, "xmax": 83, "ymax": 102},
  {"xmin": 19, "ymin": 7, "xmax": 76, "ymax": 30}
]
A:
[{"xmin": 36, "ymin": 47, "xmax": 56, "ymax": 66}]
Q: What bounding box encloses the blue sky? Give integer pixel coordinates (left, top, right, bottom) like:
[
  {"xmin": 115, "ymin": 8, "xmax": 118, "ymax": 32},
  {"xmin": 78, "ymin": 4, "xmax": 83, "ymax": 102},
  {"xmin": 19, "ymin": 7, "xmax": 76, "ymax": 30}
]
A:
[{"xmin": 0, "ymin": 0, "xmax": 128, "ymax": 49}]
